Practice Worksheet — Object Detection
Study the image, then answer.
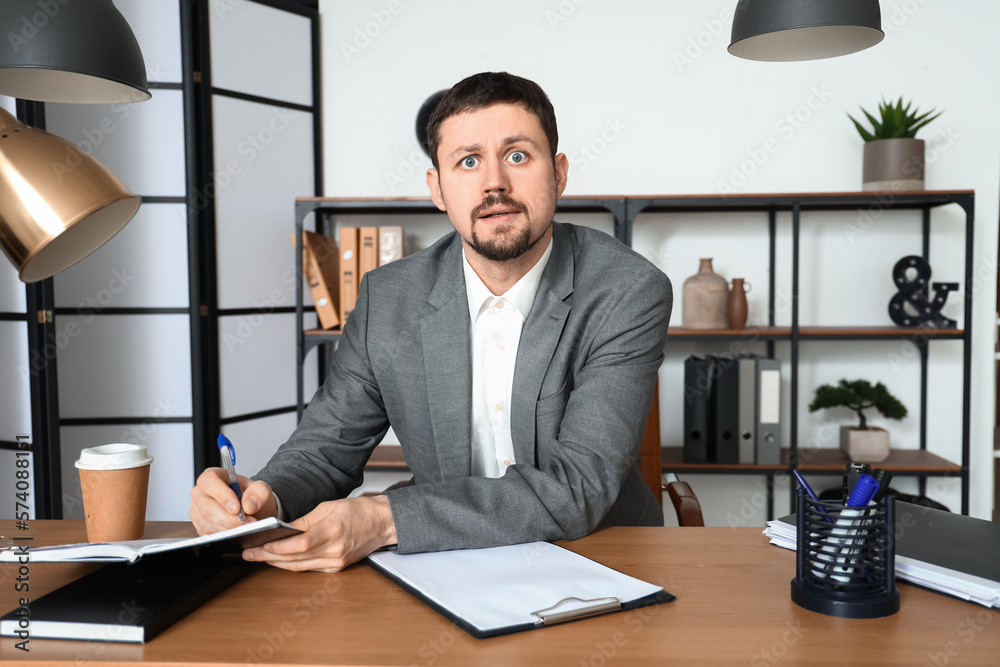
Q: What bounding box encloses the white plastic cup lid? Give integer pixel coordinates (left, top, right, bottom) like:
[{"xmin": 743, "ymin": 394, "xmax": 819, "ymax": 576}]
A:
[{"xmin": 75, "ymin": 444, "xmax": 153, "ymax": 471}]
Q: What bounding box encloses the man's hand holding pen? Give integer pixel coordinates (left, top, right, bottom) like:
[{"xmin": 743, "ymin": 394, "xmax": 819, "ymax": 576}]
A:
[{"xmin": 189, "ymin": 469, "xmax": 280, "ymax": 533}]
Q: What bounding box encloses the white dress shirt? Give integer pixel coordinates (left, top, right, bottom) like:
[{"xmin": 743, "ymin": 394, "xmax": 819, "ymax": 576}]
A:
[{"xmin": 463, "ymin": 239, "xmax": 553, "ymax": 478}]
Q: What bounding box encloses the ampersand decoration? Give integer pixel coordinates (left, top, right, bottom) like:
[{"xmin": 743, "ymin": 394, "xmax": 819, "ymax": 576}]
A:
[{"xmin": 888, "ymin": 255, "xmax": 958, "ymax": 328}]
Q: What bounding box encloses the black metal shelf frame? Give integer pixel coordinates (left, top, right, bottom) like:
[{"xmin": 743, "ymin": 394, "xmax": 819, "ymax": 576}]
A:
[
  {"xmin": 293, "ymin": 197, "xmax": 629, "ymax": 420},
  {"xmin": 293, "ymin": 191, "xmax": 975, "ymax": 517},
  {"xmin": 627, "ymin": 191, "xmax": 974, "ymax": 515}
]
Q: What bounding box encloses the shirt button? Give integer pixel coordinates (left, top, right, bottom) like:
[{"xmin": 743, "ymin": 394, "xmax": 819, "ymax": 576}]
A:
[
  {"xmin": 503, "ymin": 459, "xmax": 512, "ymax": 466},
  {"xmin": 497, "ymin": 343, "xmax": 505, "ymax": 351},
  {"xmin": 495, "ymin": 403, "xmax": 503, "ymax": 412},
  {"xmin": 496, "ymin": 301, "xmax": 504, "ymax": 309}
]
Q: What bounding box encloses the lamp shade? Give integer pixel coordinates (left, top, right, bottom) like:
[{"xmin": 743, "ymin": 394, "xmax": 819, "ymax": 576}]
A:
[
  {"xmin": 729, "ymin": 0, "xmax": 884, "ymax": 62},
  {"xmin": 0, "ymin": 107, "xmax": 140, "ymax": 282},
  {"xmin": 0, "ymin": 0, "xmax": 149, "ymax": 104}
]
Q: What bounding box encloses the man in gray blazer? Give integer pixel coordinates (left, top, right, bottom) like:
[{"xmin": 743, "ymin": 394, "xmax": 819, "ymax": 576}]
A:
[{"xmin": 190, "ymin": 72, "xmax": 672, "ymax": 571}]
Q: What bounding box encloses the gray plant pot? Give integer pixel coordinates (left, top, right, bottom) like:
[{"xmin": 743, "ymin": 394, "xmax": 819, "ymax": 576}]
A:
[
  {"xmin": 839, "ymin": 426, "xmax": 890, "ymax": 463},
  {"xmin": 862, "ymin": 138, "xmax": 924, "ymax": 191}
]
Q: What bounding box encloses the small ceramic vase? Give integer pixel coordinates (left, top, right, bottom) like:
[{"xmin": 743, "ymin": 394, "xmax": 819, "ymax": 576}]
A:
[
  {"xmin": 682, "ymin": 258, "xmax": 728, "ymax": 329},
  {"xmin": 727, "ymin": 278, "xmax": 752, "ymax": 330}
]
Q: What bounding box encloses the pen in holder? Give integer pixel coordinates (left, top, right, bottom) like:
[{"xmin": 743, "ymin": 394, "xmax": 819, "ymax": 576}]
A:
[{"xmin": 790, "ymin": 488, "xmax": 899, "ymax": 618}]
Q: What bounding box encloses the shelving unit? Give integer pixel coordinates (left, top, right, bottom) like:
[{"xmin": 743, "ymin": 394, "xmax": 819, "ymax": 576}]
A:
[{"xmin": 294, "ymin": 190, "xmax": 975, "ymax": 517}]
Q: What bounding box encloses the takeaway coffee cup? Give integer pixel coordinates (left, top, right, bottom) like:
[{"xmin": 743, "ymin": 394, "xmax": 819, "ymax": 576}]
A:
[{"xmin": 75, "ymin": 444, "xmax": 153, "ymax": 543}]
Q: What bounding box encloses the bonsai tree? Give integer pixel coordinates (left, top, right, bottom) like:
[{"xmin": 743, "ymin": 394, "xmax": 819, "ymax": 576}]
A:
[
  {"xmin": 808, "ymin": 379, "xmax": 908, "ymax": 430},
  {"xmin": 847, "ymin": 96, "xmax": 942, "ymax": 142}
]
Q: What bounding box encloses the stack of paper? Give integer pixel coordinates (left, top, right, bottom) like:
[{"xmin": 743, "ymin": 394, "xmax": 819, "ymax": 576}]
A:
[{"xmin": 764, "ymin": 502, "xmax": 1000, "ymax": 609}]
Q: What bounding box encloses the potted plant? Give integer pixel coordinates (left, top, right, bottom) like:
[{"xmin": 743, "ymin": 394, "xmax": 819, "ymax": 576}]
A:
[
  {"xmin": 808, "ymin": 379, "xmax": 908, "ymax": 462},
  {"xmin": 847, "ymin": 97, "xmax": 942, "ymax": 191}
]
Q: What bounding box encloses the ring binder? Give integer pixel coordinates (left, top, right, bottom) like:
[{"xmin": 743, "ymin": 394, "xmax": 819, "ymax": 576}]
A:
[{"xmin": 531, "ymin": 596, "xmax": 621, "ymax": 625}]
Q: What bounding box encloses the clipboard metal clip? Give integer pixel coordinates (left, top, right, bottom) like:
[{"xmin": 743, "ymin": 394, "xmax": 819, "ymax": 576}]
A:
[{"xmin": 531, "ymin": 596, "xmax": 622, "ymax": 626}]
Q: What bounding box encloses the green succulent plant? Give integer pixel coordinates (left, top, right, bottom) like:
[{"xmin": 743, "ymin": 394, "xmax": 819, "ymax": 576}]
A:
[
  {"xmin": 808, "ymin": 379, "xmax": 908, "ymax": 430},
  {"xmin": 847, "ymin": 97, "xmax": 942, "ymax": 142}
]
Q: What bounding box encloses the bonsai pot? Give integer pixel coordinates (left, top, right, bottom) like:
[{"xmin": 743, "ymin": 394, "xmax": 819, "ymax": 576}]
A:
[
  {"xmin": 839, "ymin": 426, "xmax": 890, "ymax": 463},
  {"xmin": 863, "ymin": 138, "xmax": 924, "ymax": 191}
]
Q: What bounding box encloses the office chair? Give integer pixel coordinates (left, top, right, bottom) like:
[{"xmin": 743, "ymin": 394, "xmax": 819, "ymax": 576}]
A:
[{"xmin": 639, "ymin": 381, "xmax": 706, "ymax": 527}]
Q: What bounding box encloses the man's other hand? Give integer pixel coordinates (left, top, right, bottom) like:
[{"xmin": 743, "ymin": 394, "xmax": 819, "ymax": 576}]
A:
[
  {"xmin": 189, "ymin": 468, "xmax": 279, "ymax": 534},
  {"xmin": 240, "ymin": 495, "xmax": 397, "ymax": 572}
]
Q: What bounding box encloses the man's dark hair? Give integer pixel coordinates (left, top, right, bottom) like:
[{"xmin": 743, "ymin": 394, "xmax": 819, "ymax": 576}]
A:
[{"xmin": 426, "ymin": 72, "xmax": 559, "ymax": 170}]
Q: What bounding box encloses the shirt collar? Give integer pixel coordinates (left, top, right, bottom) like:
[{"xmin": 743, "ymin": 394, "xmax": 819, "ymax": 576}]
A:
[{"xmin": 463, "ymin": 235, "xmax": 554, "ymax": 323}]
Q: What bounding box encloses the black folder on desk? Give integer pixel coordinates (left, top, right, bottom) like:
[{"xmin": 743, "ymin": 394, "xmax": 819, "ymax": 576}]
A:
[
  {"xmin": 367, "ymin": 541, "xmax": 675, "ymax": 638},
  {"xmin": 0, "ymin": 554, "xmax": 251, "ymax": 643}
]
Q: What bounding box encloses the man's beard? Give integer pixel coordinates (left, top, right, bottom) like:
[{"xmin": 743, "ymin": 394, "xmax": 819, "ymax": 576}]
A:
[{"xmin": 467, "ymin": 193, "xmax": 545, "ymax": 262}]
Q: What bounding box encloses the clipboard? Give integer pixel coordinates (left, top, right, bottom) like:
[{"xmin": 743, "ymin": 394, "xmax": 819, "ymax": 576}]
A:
[{"xmin": 366, "ymin": 541, "xmax": 675, "ymax": 638}]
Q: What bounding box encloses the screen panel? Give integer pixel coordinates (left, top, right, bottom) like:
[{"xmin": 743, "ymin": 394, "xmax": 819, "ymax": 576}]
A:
[
  {"xmin": 116, "ymin": 0, "xmax": 184, "ymax": 84},
  {"xmin": 55, "ymin": 315, "xmax": 193, "ymax": 419},
  {"xmin": 0, "ymin": 322, "xmax": 31, "ymax": 436},
  {"xmin": 212, "ymin": 96, "xmax": 315, "ymax": 309},
  {"xmin": 209, "ymin": 0, "xmax": 313, "ymax": 106},
  {"xmin": 53, "ymin": 204, "xmax": 189, "ymax": 310},
  {"xmin": 218, "ymin": 313, "xmax": 298, "ymax": 419}
]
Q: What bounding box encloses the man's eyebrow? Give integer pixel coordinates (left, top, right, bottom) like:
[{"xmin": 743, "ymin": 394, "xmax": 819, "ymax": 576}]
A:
[{"xmin": 448, "ymin": 134, "xmax": 539, "ymax": 157}]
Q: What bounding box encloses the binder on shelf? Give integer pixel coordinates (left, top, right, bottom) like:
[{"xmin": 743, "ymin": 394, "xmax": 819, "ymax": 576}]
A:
[
  {"xmin": 291, "ymin": 231, "xmax": 340, "ymax": 330},
  {"xmin": 754, "ymin": 356, "xmax": 782, "ymax": 465},
  {"xmin": 379, "ymin": 225, "xmax": 405, "ymax": 265},
  {"xmin": 359, "ymin": 226, "xmax": 379, "ymax": 280},
  {"xmin": 709, "ymin": 355, "xmax": 740, "ymax": 464},
  {"xmin": 737, "ymin": 356, "xmax": 757, "ymax": 464},
  {"xmin": 338, "ymin": 226, "xmax": 359, "ymax": 324},
  {"xmin": 683, "ymin": 355, "xmax": 712, "ymax": 463},
  {"xmin": 366, "ymin": 541, "xmax": 674, "ymax": 638}
]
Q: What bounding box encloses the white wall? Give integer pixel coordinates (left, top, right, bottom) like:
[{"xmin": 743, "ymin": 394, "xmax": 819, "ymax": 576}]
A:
[{"xmin": 319, "ymin": 0, "xmax": 999, "ymax": 522}]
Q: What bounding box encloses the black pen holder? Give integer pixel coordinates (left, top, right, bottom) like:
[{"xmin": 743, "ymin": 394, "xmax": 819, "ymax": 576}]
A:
[{"xmin": 790, "ymin": 488, "xmax": 899, "ymax": 618}]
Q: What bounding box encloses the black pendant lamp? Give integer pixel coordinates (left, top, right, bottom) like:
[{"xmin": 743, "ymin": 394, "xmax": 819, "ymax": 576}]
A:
[
  {"xmin": 729, "ymin": 0, "xmax": 884, "ymax": 62},
  {"xmin": 0, "ymin": 0, "xmax": 149, "ymax": 104}
]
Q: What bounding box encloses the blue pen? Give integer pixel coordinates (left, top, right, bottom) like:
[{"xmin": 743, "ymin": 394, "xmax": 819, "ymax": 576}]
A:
[
  {"xmin": 792, "ymin": 470, "xmax": 833, "ymax": 524},
  {"xmin": 218, "ymin": 433, "xmax": 246, "ymax": 523},
  {"xmin": 826, "ymin": 474, "xmax": 880, "ymax": 582}
]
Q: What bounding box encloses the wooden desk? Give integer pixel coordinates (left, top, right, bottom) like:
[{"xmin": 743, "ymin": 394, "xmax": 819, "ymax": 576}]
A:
[{"xmin": 2, "ymin": 521, "xmax": 998, "ymax": 666}]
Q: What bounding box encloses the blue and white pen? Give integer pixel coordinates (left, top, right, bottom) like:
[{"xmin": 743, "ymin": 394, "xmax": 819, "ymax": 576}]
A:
[{"xmin": 218, "ymin": 433, "xmax": 245, "ymax": 523}]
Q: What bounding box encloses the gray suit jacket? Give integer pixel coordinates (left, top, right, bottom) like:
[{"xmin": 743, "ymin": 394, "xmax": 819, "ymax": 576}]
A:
[{"xmin": 256, "ymin": 222, "xmax": 672, "ymax": 553}]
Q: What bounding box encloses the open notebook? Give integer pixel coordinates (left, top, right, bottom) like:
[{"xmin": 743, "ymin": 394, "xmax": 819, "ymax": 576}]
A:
[
  {"xmin": 0, "ymin": 517, "xmax": 300, "ymax": 564},
  {"xmin": 367, "ymin": 540, "xmax": 675, "ymax": 638}
]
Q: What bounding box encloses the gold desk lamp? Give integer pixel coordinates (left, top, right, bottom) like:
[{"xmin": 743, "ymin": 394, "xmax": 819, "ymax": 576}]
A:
[{"xmin": 0, "ymin": 0, "xmax": 149, "ymax": 282}]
